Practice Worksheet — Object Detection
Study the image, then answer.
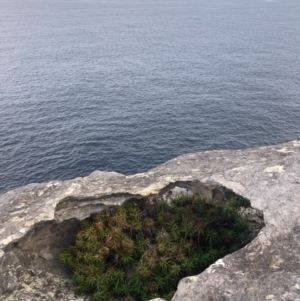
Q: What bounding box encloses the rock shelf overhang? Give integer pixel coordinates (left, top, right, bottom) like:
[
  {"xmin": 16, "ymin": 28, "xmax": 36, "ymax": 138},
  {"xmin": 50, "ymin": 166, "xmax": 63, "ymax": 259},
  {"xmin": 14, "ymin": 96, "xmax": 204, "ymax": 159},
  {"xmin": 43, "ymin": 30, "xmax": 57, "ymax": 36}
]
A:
[{"xmin": 1, "ymin": 140, "xmax": 300, "ymax": 300}]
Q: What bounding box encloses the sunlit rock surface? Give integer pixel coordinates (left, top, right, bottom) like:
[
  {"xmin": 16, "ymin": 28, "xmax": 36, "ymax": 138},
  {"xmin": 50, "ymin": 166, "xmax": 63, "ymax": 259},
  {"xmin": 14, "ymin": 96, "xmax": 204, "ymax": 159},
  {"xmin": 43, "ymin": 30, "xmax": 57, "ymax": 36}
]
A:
[{"xmin": 1, "ymin": 140, "xmax": 300, "ymax": 300}]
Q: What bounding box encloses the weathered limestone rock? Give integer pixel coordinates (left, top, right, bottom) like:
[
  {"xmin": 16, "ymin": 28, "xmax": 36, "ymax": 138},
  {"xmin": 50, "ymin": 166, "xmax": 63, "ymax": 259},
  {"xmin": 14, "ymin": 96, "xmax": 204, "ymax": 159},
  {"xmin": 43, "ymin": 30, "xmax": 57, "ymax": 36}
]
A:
[{"xmin": 0, "ymin": 140, "xmax": 300, "ymax": 300}]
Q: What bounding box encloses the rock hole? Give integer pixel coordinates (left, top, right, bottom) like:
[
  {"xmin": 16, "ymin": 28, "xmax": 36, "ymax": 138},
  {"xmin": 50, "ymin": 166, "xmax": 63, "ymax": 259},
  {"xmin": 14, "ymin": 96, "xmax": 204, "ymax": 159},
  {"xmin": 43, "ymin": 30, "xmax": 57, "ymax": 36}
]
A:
[{"xmin": 1, "ymin": 183, "xmax": 264, "ymax": 300}]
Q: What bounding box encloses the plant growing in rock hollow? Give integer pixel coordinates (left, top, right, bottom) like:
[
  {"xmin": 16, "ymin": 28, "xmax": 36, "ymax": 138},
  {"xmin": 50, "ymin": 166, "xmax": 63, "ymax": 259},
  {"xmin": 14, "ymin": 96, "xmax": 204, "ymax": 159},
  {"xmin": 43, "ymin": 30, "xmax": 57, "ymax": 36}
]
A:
[{"xmin": 59, "ymin": 194, "xmax": 251, "ymax": 301}]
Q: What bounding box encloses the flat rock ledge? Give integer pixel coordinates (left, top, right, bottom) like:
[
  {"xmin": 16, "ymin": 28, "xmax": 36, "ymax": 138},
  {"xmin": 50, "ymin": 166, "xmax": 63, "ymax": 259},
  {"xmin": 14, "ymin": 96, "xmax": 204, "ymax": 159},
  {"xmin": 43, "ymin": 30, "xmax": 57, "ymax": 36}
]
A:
[{"xmin": 1, "ymin": 141, "xmax": 300, "ymax": 301}]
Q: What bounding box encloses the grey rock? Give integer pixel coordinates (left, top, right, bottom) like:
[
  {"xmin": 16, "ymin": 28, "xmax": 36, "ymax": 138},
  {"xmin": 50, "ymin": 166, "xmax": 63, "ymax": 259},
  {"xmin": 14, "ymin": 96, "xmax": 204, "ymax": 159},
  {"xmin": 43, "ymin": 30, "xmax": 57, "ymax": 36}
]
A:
[
  {"xmin": 39, "ymin": 248, "xmax": 54, "ymax": 261},
  {"xmin": 0, "ymin": 140, "xmax": 300, "ymax": 300},
  {"xmin": 4, "ymin": 275, "xmax": 17, "ymax": 293}
]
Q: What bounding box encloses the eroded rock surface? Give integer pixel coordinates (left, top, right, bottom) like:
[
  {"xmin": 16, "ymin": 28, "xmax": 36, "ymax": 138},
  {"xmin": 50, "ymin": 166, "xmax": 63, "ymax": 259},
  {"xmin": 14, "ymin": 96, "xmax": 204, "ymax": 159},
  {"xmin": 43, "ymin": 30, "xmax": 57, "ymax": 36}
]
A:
[{"xmin": 1, "ymin": 140, "xmax": 300, "ymax": 300}]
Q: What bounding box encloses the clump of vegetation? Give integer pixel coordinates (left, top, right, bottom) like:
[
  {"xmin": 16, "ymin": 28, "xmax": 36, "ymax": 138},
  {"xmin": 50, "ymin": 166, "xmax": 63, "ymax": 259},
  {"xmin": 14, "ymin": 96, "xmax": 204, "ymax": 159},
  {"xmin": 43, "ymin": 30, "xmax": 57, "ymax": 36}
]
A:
[{"xmin": 59, "ymin": 194, "xmax": 251, "ymax": 301}]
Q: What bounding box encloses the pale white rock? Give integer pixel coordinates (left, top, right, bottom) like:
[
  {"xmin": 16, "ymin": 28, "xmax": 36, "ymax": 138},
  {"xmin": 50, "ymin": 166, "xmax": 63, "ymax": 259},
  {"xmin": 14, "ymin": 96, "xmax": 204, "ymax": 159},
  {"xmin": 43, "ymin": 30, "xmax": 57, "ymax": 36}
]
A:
[{"xmin": 263, "ymin": 165, "xmax": 285, "ymax": 173}]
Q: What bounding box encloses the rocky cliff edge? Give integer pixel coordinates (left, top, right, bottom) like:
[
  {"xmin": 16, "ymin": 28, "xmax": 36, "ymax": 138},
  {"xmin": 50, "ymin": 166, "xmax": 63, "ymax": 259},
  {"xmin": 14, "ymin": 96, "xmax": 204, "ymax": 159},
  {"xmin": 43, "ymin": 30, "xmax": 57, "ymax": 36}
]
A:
[{"xmin": 1, "ymin": 141, "xmax": 300, "ymax": 301}]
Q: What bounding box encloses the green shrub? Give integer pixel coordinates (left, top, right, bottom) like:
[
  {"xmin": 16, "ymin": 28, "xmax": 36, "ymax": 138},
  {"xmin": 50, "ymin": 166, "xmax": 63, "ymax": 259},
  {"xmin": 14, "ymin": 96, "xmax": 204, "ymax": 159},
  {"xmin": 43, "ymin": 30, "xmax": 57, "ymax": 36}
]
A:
[{"xmin": 59, "ymin": 194, "xmax": 251, "ymax": 301}]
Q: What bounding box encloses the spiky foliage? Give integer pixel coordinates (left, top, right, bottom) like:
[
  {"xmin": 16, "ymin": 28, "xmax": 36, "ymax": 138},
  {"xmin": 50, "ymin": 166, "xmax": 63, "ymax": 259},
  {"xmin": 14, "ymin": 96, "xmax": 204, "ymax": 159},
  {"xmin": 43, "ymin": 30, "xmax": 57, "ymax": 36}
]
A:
[{"xmin": 59, "ymin": 194, "xmax": 251, "ymax": 301}]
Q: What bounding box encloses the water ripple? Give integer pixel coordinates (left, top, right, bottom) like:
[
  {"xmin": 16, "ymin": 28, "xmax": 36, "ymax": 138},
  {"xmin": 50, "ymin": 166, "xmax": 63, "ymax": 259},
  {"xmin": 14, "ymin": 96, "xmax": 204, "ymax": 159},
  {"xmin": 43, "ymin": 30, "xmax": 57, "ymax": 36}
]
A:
[{"xmin": 1, "ymin": 0, "xmax": 300, "ymax": 194}]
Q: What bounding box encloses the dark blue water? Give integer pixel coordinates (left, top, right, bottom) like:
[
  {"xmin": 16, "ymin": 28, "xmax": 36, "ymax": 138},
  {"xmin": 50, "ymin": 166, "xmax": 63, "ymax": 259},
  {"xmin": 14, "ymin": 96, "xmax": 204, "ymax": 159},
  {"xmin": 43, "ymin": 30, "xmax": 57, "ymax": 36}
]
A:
[{"xmin": 1, "ymin": 0, "xmax": 300, "ymax": 194}]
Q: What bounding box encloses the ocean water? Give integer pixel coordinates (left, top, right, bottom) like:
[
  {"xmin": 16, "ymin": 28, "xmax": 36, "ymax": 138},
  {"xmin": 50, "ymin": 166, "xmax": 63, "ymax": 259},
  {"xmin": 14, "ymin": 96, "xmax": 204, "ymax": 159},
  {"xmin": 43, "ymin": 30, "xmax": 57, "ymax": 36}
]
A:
[{"xmin": 0, "ymin": 0, "xmax": 300, "ymax": 194}]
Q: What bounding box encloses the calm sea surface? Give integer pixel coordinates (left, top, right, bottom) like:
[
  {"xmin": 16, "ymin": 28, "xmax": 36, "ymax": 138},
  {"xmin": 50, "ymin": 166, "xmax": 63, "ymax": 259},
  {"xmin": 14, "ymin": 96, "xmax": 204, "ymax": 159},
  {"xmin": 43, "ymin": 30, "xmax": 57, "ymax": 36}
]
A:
[{"xmin": 0, "ymin": 0, "xmax": 300, "ymax": 194}]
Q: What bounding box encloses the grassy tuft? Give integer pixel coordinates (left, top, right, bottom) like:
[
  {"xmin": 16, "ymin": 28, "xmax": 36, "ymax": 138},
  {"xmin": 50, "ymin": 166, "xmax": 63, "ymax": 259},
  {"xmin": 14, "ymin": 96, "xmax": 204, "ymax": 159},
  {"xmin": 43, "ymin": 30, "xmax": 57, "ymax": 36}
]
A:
[{"xmin": 59, "ymin": 194, "xmax": 251, "ymax": 301}]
